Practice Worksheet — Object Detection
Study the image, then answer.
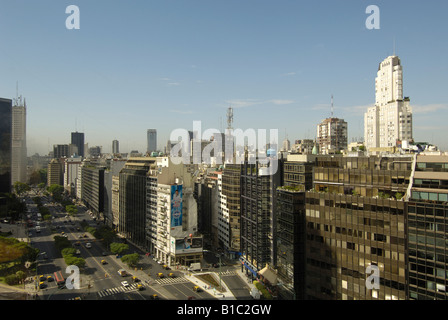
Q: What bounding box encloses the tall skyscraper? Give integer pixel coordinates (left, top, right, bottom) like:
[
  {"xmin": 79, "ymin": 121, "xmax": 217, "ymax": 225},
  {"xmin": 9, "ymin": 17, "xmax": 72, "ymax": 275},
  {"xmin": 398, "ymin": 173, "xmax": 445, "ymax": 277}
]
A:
[
  {"xmin": 11, "ymin": 96, "xmax": 27, "ymax": 185},
  {"xmin": 71, "ymin": 131, "xmax": 85, "ymax": 157},
  {"xmin": 112, "ymin": 140, "xmax": 119, "ymax": 154},
  {"xmin": 147, "ymin": 129, "xmax": 157, "ymax": 153},
  {"xmin": 0, "ymin": 98, "xmax": 12, "ymax": 193},
  {"xmin": 364, "ymin": 56, "xmax": 413, "ymax": 149}
]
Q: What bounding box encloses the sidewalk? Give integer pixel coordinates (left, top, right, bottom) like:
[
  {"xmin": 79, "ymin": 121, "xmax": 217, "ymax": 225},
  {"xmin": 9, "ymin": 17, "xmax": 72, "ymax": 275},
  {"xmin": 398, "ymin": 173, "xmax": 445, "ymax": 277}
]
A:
[{"xmin": 182, "ymin": 270, "xmax": 236, "ymax": 300}]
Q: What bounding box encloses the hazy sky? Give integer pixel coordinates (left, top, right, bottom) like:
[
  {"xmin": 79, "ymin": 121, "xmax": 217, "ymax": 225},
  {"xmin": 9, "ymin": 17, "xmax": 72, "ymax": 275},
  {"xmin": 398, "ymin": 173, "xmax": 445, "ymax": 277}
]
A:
[{"xmin": 1, "ymin": 0, "xmax": 447, "ymax": 155}]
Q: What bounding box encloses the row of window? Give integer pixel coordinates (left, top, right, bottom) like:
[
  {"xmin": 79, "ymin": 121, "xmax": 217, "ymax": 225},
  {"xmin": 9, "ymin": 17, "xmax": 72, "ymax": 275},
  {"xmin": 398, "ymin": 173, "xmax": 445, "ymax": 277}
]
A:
[{"xmin": 412, "ymin": 191, "xmax": 448, "ymax": 202}]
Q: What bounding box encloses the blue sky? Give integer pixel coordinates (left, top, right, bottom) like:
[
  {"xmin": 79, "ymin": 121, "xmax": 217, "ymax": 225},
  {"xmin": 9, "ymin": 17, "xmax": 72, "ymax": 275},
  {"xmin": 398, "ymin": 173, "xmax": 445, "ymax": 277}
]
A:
[{"xmin": 1, "ymin": 0, "xmax": 447, "ymax": 155}]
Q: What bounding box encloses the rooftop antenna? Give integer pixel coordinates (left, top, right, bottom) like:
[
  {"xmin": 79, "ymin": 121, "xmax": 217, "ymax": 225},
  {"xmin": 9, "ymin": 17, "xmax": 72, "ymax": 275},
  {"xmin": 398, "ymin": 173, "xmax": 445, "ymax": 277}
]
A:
[
  {"xmin": 14, "ymin": 81, "xmax": 23, "ymax": 106},
  {"xmin": 227, "ymin": 106, "xmax": 233, "ymax": 130},
  {"xmin": 393, "ymin": 37, "xmax": 396, "ymax": 56},
  {"xmin": 331, "ymin": 94, "xmax": 334, "ymax": 118}
]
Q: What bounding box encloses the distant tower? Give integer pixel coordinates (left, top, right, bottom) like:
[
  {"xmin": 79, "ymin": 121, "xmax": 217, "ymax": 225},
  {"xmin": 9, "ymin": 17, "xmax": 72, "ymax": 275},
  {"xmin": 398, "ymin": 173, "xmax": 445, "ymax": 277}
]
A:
[
  {"xmin": 147, "ymin": 129, "xmax": 157, "ymax": 153},
  {"xmin": 112, "ymin": 140, "xmax": 120, "ymax": 154},
  {"xmin": 71, "ymin": 131, "xmax": 85, "ymax": 157},
  {"xmin": 12, "ymin": 93, "xmax": 27, "ymax": 184}
]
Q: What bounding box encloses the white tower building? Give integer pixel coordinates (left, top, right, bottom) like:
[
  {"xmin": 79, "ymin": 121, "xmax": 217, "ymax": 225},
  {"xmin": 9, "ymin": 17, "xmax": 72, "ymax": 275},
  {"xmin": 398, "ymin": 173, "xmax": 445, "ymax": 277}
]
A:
[{"xmin": 365, "ymin": 56, "xmax": 413, "ymax": 149}]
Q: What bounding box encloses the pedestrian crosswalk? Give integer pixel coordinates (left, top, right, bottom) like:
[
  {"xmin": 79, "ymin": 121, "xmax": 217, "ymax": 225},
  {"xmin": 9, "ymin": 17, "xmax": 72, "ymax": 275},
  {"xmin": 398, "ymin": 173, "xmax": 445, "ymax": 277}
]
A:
[
  {"xmin": 219, "ymin": 270, "xmax": 237, "ymax": 276},
  {"xmin": 155, "ymin": 276, "xmax": 190, "ymax": 285},
  {"xmin": 97, "ymin": 282, "xmax": 143, "ymax": 298}
]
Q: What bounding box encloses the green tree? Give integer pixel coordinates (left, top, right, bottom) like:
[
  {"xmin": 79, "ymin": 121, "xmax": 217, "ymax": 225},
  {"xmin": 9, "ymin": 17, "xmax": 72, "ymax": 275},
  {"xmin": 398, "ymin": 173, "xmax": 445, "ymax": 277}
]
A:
[
  {"xmin": 66, "ymin": 205, "xmax": 78, "ymax": 215},
  {"xmin": 13, "ymin": 182, "xmax": 30, "ymax": 196},
  {"xmin": 15, "ymin": 270, "xmax": 26, "ymax": 283},
  {"xmin": 110, "ymin": 242, "xmax": 129, "ymax": 255},
  {"xmin": 95, "ymin": 226, "xmax": 117, "ymax": 248},
  {"xmin": 47, "ymin": 184, "xmax": 64, "ymax": 201},
  {"xmin": 61, "ymin": 247, "xmax": 76, "ymax": 257},
  {"xmin": 64, "ymin": 255, "xmax": 86, "ymax": 268},
  {"xmin": 121, "ymin": 253, "xmax": 140, "ymax": 267}
]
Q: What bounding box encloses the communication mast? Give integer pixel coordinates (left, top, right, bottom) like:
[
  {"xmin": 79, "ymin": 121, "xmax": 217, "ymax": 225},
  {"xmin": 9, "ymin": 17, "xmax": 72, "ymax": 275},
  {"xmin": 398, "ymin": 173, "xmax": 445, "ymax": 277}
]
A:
[
  {"xmin": 331, "ymin": 94, "xmax": 334, "ymax": 118},
  {"xmin": 227, "ymin": 106, "xmax": 233, "ymax": 130}
]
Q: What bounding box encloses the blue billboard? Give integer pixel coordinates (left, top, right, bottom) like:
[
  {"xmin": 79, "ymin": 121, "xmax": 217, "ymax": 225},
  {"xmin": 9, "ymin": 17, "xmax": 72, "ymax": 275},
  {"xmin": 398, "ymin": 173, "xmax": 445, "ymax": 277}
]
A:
[{"xmin": 170, "ymin": 185, "xmax": 183, "ymax": 227}]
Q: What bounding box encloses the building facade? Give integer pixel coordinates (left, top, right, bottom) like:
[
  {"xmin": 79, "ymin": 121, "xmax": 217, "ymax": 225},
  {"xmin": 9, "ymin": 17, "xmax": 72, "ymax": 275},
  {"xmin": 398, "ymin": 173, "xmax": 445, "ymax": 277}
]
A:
[
  {"xmin": 240, "ymin": 161, "xmax": 282, "ymax": 277},
  {"xmin": 119, "ymin": 157, "xmax": 156, "ymax": 248},
  {"xmin": 408, "ymin": 154, "xmax": 448, "ymax": 299},
  {"xmin": 47, "ymin": 158, "xmax": 63, "ymax": 186},
  {"xmin": 71, "ymin": 131, "xmax": 85, "ymax": 157},
  {"xmin": 276, "ymin": 188, "xmax": 307, "ymax": 300},
  {"xmin": 64, "ymin": 157, "xmax": 82, "ymax": 196},
  {"xmin": 11, "ymin": 97, "xmax": 27, "ymax": 185},
  {"xmin": 80, "ymin": 161, "xmax": 105, "ymax": 218},
  {"xmin": 218, "ymin": 164, "xmax": 241, "ymax": 259},
  {"xmin": 0, "ymin": 98, "xmax": 12, "ymax": 193},
  {"xmin": 305, "ymin": 155, "xmax": 411, "ymax": 300},
  {"xmin": 317, "ymin": 118, "xmax": 348, "ymax": 154}
]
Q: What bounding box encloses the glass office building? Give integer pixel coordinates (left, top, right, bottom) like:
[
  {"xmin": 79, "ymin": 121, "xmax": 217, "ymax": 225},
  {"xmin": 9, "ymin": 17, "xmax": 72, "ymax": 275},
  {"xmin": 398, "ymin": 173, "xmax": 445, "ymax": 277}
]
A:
[
  {"xmin": 408, "ymin": 154, "xmax": 448, "ymax": 299},
  {"xmin": 305, "ymin": 155, "xmax": 411, "ymax": 300},
  {"xmin": 0, "ymin": 98, "xmax": 12, "ymax": 193}
]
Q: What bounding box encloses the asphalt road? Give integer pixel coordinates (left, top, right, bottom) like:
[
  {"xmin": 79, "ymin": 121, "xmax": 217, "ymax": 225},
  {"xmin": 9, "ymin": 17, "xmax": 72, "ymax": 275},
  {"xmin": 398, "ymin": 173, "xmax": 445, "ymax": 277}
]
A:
[{"xmin": 14, "ymin": 191, "xmax": 253, "ymax": 301}]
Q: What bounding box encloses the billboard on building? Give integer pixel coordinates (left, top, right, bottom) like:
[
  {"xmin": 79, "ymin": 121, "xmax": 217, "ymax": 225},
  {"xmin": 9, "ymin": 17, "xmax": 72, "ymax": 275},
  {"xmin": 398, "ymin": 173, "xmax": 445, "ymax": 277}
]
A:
[
  {"xmin": 170, "ymin": 236, "xmax": 203, "ymax": 254},
  {"xmin": 170, "ymin": 184, "xmax": 183, "ymax": 227}
]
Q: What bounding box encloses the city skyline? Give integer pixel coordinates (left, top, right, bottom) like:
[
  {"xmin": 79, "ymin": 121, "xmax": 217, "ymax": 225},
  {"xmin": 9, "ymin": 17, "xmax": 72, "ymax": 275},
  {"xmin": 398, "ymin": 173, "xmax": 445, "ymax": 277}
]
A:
[{"xmin": 1, "ymin": 1, "xmax": 447, "ymax": 155}]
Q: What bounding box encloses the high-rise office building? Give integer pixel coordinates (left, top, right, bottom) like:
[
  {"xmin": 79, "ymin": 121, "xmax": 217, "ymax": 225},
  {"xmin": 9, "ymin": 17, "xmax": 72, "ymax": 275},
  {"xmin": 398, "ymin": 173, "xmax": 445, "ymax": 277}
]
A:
[
  {"xmin": 364, "ymin": 56, "xmax": 413, "ymax": 149},
  {"xmin": 0, "ymin": 98, "xmax": 12, "ymax": 193},
  {"xmin": 71, "ymin": 131, "xmax": 85, "ymax": 157},
  {"xmin": 11, "ymin": 97, "xmax": 27, "ymax": 185},
  {"xmin": 240, "ymin": 160, "xmax": 282, "ymax": 278},
  {"xmin": 81, "ymin": 160, "xmax": 105, "ymax": 218},
  {"xmin": 47, "ymin": 158, "xmax": 63, "ymax": 186},
  {"xmin": 305, "ymin": 155, "xmax": 411, "ymax": 300},
  {"xmin": 218, "ymin": 164, "xmax": 241, "ymax": 259},
  {"xmin": 408, "ymin": 154, "xmax": 448, "ymax": 300},
  {"xmin": 316, "ymin": 117, "xmax": 348, "ymax": 154},
  {"xmin": 112, "ymin": 140, "xmax": 119, "ymax": 154},
  {"xmin": 53, "ymin": 144, "xmax": 69, "ymax": 159},
  {"xmin": 119, "ymin": 157, "xmax": 157, "ymax": 248},
  {"xmin": 147, "ymin": 129, "xmax": 157, "ymax": 153},
  {"xmin": 276, "ymin": 187, "xmax": 306, "ymax": 300}
]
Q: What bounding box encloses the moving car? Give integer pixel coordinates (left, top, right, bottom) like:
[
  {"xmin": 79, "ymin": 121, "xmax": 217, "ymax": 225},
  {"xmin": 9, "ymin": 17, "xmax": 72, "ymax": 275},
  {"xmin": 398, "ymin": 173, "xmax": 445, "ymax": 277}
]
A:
[{"xmin": 121, "ymin": 281, "xmax": 129, "ymax": 287}]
